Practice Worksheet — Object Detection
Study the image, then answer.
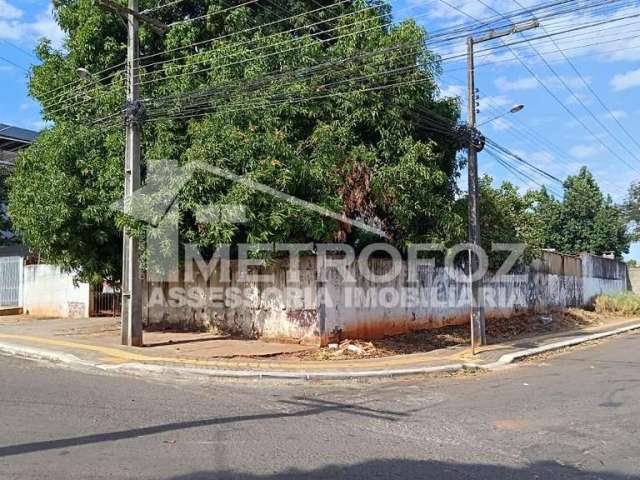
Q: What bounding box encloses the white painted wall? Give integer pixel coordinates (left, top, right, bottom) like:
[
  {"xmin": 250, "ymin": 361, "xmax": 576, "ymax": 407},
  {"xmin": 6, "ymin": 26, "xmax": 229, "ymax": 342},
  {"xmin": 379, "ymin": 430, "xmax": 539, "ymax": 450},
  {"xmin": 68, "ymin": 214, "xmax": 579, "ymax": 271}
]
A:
[
  {"xmin": 22, "ymin": 265, "xmax": 90, "ymax": 318},
  {"xmin": 141, "ymin": 252, "xmax": 629, "ymax": 344}
]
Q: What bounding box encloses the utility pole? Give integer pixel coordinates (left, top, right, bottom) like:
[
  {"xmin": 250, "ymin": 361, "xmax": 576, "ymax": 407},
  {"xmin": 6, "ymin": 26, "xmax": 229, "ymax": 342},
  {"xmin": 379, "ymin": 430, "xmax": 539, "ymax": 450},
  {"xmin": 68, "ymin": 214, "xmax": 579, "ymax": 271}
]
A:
[
  {"xmin": 122, "ymin": 0, "xmax": 143, "ymax": 346},
  {"xmin": 466, "ymin": 20, "xmax": 538, "ymax": 351},
  {"xmin": 96, "ymin": 0, "xmax": 166, "ymax": 346}
]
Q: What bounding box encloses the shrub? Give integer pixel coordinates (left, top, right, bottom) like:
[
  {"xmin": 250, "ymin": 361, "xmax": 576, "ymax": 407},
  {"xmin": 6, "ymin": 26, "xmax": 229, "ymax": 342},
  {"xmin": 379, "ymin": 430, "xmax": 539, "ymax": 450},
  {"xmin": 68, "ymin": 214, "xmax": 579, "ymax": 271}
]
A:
[{"xmin": 594, "ymin": 292, "xmax": 640, "ymax": 315}]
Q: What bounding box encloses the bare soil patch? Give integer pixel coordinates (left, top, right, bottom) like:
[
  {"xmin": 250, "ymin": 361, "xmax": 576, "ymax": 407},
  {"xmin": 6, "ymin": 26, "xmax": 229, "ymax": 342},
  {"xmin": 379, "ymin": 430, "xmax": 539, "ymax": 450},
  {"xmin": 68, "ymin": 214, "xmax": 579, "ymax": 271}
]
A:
[{"xmin": 285, "ymin": 309, "xmax": 631, "ymax": 361}]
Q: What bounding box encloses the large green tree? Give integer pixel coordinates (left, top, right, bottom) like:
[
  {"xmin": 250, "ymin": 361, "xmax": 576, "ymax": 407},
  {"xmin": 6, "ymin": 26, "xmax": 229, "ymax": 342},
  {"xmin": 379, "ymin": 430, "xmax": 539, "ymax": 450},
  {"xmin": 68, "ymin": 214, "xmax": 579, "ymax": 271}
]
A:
[
  {"xmin": 455, "ymin": 168, "xmax": 630, "ymax": 265},
  {"xmin": 622, "ymin": 180, "xmax": 640, "ymax": 241},
  {"xmin": 8, "ymin": 0, "xmax": 464, "ymax": 282},
  {"xmin": 528, "ymin": 167, "xmax": 629, "ymax": 258}
]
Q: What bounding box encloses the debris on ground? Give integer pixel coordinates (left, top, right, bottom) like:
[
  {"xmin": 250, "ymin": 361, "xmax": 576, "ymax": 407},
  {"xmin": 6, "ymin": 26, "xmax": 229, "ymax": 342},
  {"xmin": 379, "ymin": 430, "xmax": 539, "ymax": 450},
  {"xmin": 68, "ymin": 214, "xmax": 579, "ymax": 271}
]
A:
[{"xmin": 283, "ymin": 308, "xmax": 631, "ymax": 361}]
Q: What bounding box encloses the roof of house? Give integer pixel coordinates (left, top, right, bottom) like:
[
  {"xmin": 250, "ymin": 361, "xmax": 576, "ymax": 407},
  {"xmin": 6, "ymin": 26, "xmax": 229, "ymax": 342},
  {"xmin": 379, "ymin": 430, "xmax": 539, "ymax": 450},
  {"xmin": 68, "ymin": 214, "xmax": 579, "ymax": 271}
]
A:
[{"xmin": 0, "ymin": 123, "xmax": 39, "ymax": 152}]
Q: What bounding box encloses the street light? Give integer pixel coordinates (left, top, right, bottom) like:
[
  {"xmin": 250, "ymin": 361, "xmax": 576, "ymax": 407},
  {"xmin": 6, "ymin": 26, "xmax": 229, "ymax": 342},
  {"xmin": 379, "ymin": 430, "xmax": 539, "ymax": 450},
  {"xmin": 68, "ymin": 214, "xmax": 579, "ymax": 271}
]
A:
[
  {"xmin": 466, "ymin": 20, "xmax": 538, "ymax": 353},
  {"xmin": 76, "ymin": 67, "xmax": 94, "ymax": 82},
  {"xmin": 477, "ymin": 104, "xmax": 525, "ymax": 127}
]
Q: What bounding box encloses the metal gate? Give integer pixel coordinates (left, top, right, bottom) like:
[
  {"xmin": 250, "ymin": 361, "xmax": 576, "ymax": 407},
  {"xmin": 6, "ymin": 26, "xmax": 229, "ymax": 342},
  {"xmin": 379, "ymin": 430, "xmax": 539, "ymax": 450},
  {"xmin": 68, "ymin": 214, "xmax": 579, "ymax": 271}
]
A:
[
  {"xmin": 91, "ymin": 291, "xmax": 122, "ymax": 317},
  {"xmin": 0, "ymin": 256, "xmax": 22, "ymax": 307}
]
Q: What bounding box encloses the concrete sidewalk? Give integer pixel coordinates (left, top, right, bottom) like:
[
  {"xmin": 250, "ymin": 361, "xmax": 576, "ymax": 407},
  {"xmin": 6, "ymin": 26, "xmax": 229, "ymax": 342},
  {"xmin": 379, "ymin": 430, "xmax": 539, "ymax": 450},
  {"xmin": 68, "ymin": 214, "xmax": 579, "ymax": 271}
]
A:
[{"xmin": 0, "ymin": 315, "xmax": 639, "ymax": 381}]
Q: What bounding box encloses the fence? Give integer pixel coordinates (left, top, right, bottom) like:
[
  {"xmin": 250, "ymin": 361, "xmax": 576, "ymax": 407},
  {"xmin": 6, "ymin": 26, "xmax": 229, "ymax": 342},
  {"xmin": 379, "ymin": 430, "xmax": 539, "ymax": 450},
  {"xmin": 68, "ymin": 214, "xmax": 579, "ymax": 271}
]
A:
[
  {"xmin": 142, "ymin": 251, "xmax": 629, "ymax": 345},
  {"xmin": 91, "ymin": 290, "xmax": 122, "ymax": 317},
  {"xmin": 0, "ymin": 256, "xmax": 22, "ymax": 307}
]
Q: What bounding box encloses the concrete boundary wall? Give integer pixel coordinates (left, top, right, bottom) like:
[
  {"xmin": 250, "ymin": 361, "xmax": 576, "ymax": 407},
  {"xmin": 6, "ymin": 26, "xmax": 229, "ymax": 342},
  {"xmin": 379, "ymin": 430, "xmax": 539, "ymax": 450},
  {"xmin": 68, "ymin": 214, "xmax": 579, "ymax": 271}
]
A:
[
  {"xmin": 22, "ymin": 265, "xmax": 90, "ymax": 318},
  {"xmin": 143, "ymin": 251, "xmax": 629, "ymax": 345}
]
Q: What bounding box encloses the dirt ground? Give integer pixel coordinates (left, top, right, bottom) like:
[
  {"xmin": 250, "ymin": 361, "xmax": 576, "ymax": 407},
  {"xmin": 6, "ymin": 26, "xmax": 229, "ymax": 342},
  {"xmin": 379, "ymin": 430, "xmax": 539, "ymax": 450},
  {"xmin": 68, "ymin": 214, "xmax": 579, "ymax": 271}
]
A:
[{"xmin": 285, "ymin": 309, "xmax": 631, "ymax": 361}]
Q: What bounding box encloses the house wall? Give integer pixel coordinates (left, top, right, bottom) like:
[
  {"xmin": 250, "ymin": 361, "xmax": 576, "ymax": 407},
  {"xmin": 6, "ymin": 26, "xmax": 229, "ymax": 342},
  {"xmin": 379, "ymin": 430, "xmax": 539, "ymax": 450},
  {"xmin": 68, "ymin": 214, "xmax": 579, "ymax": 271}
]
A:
[
  {"xmin": 22, "ymin": 265, "xmax": 90, "ymax": 318},
  {"xmin": 142, "ymin": 252, "xmax": 628, "ymax": 345}
]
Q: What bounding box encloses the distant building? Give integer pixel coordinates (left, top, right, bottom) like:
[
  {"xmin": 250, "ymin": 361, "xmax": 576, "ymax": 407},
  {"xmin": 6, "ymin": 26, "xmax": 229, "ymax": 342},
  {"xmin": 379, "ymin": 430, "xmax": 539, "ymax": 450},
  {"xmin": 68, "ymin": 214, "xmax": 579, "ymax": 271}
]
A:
[
  {"xmin": 0, "ymin": 123, "xmax": 39, "ymax": 243},
  {"xmin": 0, "ymin": 123, "xmax": 38, "ymax": 166}
]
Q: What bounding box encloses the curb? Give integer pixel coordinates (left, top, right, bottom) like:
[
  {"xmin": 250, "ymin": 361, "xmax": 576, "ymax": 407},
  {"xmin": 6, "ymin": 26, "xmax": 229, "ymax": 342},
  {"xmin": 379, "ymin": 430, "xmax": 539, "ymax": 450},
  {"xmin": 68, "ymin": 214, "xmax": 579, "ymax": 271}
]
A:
[
  {"xmin": 485, "ymin": 322, "xmax": 640, "ymax": 368},
  {"xmin": 0, "ymin": 323, "xmax": 638, "ymax": 381}
]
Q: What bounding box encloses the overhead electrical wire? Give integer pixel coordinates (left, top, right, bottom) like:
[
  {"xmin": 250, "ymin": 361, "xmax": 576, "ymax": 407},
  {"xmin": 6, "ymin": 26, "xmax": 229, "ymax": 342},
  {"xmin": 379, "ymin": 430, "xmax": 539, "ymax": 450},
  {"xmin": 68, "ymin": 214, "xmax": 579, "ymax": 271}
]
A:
[
  {"xmin": 53, "ymin": 23, "xmax": 640, "ymax": 123},
  {"xmin": 34, "ymin": 0, "xmax": 628, "ymax": 108},
  {"xmin": 511, "ymin": 0, "xmax": 640, "ymax": 153},
  {"xmin": 37, "ymin": 0, "xmax": 626, "ymax": 111},
  {"xmin": 484, "ymin": 138, "xmax": 564, "ymax": 185},
  {"xmin": 485, "ymin": 147, "xmax": 563, "ymax": 198},
  {"xmin": 477, "ymin": 0, "xmax": 640, "ymax": 166},
  {"xmin": 141, "ymin": 0, "xmax": 188, "ymax": 14},
  {"xmin": 42, "ymin": 0, "xmax": 640, "ymax": 131},
  {"xmin": 168, "ymin": 0, "xmax": 260, "ymax": 26},
  {"xmin": 436, "ymin": 0, "xmax": 640, "ymax": 173}
]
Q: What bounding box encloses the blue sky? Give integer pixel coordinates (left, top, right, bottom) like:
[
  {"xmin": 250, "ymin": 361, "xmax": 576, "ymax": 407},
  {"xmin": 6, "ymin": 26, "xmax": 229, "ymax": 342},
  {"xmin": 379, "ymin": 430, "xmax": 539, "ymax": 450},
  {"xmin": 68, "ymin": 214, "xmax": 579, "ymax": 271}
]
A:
[{"xmin": 2, "ymin": 0, "xmax": 640, "ymax": 257}]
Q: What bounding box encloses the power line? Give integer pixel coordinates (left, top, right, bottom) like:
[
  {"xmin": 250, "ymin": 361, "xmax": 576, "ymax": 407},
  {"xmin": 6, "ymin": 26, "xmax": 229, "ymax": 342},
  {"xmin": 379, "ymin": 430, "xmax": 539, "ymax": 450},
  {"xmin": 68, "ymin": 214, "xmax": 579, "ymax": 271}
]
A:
[
  {"xmin": 141, "ymin": 0, "xmax": 187, "ymax": 14},
  {"xmin": 478, "ymin": 0, "xmax": 640, "ymax": 166},
  {"xmin": 0, "ymin": 55, "xmax": 28, "ymax": 72},
  {"xmin": 33, "ymin": 0, "xmax": 628, "ymax": 108},
  {"xmin": 134, "ymin": 6, "xmax": 640, "ymax": 92},
  {"xmin": 512, "ymin": 0, "xmax": 640, "ymax": 153},
  {"xmin": 437, "ymin": 0, "xmax": 640, "ymax": 173},
  {"xmin": 0, "ymin": 39, "xmax": 38, "ymax": 61},
  {"xmin": 485, "ymin": 147, "xmax": 563, "ymax": 198},
  {"xmin": 168, "ymin": 0, "xmax": 259, "ymax": 26}
]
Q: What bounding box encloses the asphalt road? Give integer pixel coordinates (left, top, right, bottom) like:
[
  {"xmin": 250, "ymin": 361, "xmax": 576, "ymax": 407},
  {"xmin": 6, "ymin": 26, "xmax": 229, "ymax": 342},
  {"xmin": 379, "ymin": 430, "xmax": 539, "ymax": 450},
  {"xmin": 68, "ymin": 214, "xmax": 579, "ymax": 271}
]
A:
[{"xmin": 1, "ymin": 332, "xmax": 639, "ymax": 480}]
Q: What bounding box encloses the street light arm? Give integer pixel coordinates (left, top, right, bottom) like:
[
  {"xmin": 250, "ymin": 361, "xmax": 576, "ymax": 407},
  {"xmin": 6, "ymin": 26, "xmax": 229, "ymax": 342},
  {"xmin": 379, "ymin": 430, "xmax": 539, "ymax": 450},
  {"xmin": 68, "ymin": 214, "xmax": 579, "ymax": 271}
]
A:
[
  {"xmin": 477, "ymin": 104, "xmax": 525, "ymax": 127},
  {"xmin": 473, "ymin": 20, "xmax": 539, "ymax": 43}
]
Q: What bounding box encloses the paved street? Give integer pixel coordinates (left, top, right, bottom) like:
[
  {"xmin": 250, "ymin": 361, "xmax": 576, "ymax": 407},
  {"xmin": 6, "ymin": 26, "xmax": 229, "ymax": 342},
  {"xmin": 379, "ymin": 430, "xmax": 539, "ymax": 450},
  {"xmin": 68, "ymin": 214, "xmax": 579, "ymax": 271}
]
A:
[{"xmin": 1, "ymin": 332, "xmax": 639, "ymax": 480}]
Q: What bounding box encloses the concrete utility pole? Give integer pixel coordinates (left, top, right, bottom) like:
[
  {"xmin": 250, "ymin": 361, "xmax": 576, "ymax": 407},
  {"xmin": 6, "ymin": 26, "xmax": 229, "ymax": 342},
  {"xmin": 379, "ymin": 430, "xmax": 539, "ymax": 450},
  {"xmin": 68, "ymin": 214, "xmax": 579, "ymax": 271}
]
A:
[
  {"xmin": 96, "ymin": 0, "xmax": 166, "ymax": 346},
  {"xmin": 466, "ymin": 20, "xmax": 538, "ymax": 350},
  {"xmin": 122, "ymin": 0, "xmax": 143, "ymax": 347}
]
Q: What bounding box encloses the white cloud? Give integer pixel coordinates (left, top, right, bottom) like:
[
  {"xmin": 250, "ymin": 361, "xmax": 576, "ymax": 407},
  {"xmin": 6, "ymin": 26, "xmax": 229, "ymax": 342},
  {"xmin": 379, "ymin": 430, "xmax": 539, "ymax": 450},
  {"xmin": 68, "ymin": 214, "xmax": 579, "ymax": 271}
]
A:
[
  {"xmin": 610, "ymin": 69, "xmax": 640, "ymax": 92},
  {"xmin": 479, "ymin": 95, "xmax": 511, "ymax": 108},
  {"xmin": 0, "ymin": 3, "xmax": 64, "ymax": 48},
  {"xmin": 0, "ymin": 0, "xmax": 22, "ymax": 19},
  {"xmin": 439, "ymin": 84, "xmax": 464, "ymax": 99},
  {"xmin": 495, "ymin": 75, "xmax": 590, "ymax": 93},
  {"xmin": 495, "ymin": 76, "xmax": 538, "ymax": 91},
  {"xmin": 529, "ymin": 151, "xmax": 554, "ymax": 166},
  {"xmin": 30, "ymin": 5, "xmax": 64, "ymax": 48},
  {"xmin": 603, "ymin": 110, "xmax": 627, "ymax": 121},
  {"xmin": 569, "ymin": 144, "xmax": 601, "ymax": 159},
  {"xmin": 490, "ymin": 117, "xmax": 511, "ymax": 132},
  {"xmin": 565, "ymin": 92, "xmax": 593, "ymax": 107}
]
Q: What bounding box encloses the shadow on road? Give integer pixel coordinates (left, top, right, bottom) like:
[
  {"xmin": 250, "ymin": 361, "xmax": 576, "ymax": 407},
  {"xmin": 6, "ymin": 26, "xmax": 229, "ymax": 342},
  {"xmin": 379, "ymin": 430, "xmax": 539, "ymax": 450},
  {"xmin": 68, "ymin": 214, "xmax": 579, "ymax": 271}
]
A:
[
  {"xmin": 164, "ymin": 459, "xmax": 639, "ymax": 480},
  {"xmin": 0, "ymin": 397, "xmax": 408, "ymax": 458}
]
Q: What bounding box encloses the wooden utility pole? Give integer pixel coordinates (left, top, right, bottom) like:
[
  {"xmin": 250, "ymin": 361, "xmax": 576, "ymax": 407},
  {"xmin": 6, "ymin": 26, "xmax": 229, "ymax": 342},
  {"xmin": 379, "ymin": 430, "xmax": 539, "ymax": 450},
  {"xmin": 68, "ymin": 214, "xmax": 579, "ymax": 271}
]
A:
[
  {"xmin": 96, "ymin": 0, "xmax": 167, "ymax": 346},
  {"xmin": 466, "ymin": 20, "xmax": 538, "ymax": 351}
]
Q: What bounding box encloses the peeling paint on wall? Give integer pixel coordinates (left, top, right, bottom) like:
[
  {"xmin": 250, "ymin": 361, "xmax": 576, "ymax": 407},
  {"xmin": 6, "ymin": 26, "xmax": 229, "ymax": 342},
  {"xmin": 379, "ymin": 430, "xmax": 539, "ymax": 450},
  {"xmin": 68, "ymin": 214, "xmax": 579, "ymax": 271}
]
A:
[{"xmin": 143, "ymin": 252, "xmax": 628, "ymax": 344}]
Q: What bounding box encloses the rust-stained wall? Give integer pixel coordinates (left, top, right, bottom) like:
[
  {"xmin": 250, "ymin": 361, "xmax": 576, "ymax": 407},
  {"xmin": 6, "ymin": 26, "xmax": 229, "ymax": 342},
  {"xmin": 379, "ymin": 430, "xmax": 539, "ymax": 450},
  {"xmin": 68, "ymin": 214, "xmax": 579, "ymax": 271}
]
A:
[
  {"xmin": 142, "ymin": 256, "xmax": 319, "ymax": 345},
  {"xmin": 321, "ymin": 252, "xmax": 626, "ymax": 343},
  {"xmin": 144, "ymin": 252, "xmax": 627, "ymax": 344}
]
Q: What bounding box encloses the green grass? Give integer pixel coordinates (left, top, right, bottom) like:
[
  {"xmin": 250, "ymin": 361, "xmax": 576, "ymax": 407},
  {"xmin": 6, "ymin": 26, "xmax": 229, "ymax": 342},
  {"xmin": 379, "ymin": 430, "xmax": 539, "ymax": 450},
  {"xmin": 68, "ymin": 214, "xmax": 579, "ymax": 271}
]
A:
[{"xmin": 594, "ymin": 292, "xmax": 640, "ymax": 315}]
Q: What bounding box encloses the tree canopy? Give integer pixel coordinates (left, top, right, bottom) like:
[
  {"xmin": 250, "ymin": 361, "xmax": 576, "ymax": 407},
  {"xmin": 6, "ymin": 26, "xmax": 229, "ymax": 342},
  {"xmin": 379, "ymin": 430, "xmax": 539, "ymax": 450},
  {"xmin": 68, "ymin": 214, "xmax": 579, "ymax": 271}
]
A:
[
  {"xmin": 9, "ymin": 0, "xmax": 465, "ymax": 282},
  {"xmin": 7, "ymin": 1, "xmax": 630, "ymax": 282},
  {"xmin": 457, "ymin": 167, "xmax": 630, "ymax": 265}
]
